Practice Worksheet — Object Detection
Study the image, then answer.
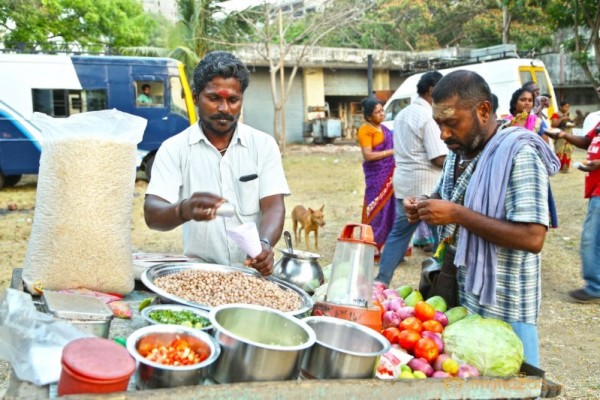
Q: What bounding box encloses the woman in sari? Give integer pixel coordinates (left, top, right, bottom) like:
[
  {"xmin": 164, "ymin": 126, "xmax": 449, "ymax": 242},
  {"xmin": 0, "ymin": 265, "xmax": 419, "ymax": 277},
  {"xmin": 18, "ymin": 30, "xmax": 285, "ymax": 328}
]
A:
[
  {"xmin": 504, "ymin": 88, "xmax": 558, "ymax": 228},
  {"xmin": 357, "ymin": 97, "xmax": 395, "ymax": 254},
  {"xmin": 504, "ymin": 87, "xmax": 549, "ymax": 142},
  {"xmin": 551, "ymin": 100, "xmax": 575, "ymax": 173}
]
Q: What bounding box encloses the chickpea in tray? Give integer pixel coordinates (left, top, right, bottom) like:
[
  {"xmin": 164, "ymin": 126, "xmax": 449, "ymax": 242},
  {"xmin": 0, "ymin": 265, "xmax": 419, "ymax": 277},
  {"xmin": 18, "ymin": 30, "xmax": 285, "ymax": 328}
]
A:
[{"xmin": 153, "ymin": 270, "xmax": 303, "ymax": 312}]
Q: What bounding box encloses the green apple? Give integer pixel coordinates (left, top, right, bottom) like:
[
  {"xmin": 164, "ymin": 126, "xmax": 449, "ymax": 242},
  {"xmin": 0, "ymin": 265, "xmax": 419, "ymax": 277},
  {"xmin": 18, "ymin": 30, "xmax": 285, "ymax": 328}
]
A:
[
  {"xmin": 425, "ymin": 295, "xmax": 447, "ymax": 312},
  {"xmin": 444, "ymin": 306, "xmax": 469, "ymax": 325},
  {"xmin": 404, "ymin": 290, "xmax": 424, "ymax": 307},
  {"xmin": 398, "ymin": 370, "xmax": 414, "ymax": 379},
  {"xmin": 413, "ymin": 370, "xmax": 427, "ymax": 379},
  {"xmin": 396, "ymin": 285, "xmax": 414, "ymax": 299}
]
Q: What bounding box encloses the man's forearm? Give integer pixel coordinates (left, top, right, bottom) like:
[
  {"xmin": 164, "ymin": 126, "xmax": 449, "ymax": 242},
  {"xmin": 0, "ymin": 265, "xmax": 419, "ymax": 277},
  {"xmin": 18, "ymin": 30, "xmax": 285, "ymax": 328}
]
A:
[
  {"xmin": 144, "ymin": 195, "xmax": 183, "ymax": 231},
  {"xmin": 454, "ymin": 205, "xmax": 546, "ymax": 254}
]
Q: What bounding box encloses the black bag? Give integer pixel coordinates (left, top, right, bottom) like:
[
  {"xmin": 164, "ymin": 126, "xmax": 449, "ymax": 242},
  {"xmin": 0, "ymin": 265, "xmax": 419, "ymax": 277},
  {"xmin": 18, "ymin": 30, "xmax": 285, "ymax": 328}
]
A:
[{"xmin": 419, "ymin": 248, "xmax": 458, "ymax": 308}]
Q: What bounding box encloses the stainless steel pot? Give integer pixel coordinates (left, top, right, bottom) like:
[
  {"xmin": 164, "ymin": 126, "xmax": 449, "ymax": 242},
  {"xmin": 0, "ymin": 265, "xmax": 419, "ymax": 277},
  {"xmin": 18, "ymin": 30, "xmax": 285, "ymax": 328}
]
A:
[
  {"xmin": 273, "ymin": 247, "xmax": 324, "ymax": 295},
  {"xmin": 209, "ymin": 304, "xmax": 316, "ymax": 383},
  {"xmin": 126, "ymin": 325, "xmax": 220, "ymax": 389},
  {"xmin": 300, "ymin": 316, "xmax": 390, "ymax": 379}
]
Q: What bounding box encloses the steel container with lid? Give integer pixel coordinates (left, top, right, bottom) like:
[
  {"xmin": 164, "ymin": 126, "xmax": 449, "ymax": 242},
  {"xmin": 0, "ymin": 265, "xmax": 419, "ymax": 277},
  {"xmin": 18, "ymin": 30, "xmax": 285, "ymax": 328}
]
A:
[
  {"xmin": 57, "ymin": 337, "xmax": 135, "ymax": 396},
  {"xmin": 42, "ymin": 291, "xmax": 114, "ymax": 337}
]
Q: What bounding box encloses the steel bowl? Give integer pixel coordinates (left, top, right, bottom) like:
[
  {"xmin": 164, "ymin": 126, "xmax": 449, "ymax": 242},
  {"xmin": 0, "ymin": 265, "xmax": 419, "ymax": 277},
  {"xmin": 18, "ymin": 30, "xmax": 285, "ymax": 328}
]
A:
[
  {"xmin": 126, "ymin": 324, "xmax": 220, "ymax": 389},
  {"xmin": 209, "ymin": 304, "xmax": 316, "ymax": 383},
  {"xmin": 141, "ymin": 262, "xmax": 314, "ymax": 318},
  {"xmin": 300, "ymin": 316, "xmax": 390, "ymax": 379},
  {"xmin": 140, "ymin": 304, "xmax": 212, "ymax": 333}
]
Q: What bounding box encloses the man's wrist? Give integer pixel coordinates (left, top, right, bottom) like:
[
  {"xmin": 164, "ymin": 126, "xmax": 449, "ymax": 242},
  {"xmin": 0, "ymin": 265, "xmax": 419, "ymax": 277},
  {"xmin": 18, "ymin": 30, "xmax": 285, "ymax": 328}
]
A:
[
  {"xmin": 259, "ymin": 237, "xmax": 272, "ymax": 248},
  {"xmin": 176, "ymin": 199, "xmax": 188, "ymax": 222}
]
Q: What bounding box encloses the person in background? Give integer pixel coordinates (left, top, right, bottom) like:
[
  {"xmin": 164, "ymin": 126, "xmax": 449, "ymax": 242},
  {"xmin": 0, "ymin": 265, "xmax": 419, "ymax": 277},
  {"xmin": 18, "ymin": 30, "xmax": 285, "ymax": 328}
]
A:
[
  {"xmin": 546, "ymin": 121, "xmax": 600, "ymax": 304},
  {"xmin": 357, "ymin": 97, "xmax": 396, "ymax": 255},
  {"xmin": 413, "ymin": 221, "xmax": 434, "ymax": 252},
  {"xmin": 143, "ymin": 51, "xmax": 289, "ymax": 276},
  {"xmin": 551, "ymin": 100, "xmax": 574, "ymax": 173},
  {"xmin": 505, "ymin": 87, "xmax": 549, "ymax": 142},
  {"xmin": 375, "ymin": 71, "xmax": 447, "ymax": 286},
  {"xmin": 137, "ymin": 83, "xmax": 153, "ymax": 106},
  {"xmin": 407, "ymin": 70, "xmax": 559, "ymax": 367},
  {"xmin": 505, "ymin": 87, "xmax": 558, "ymax": 228},
  {"xmin": 491, "ymin": 93, "xmax": 499, "ymax": 117},
  {"xmin": 522, "ymin": 81, "xmax": 541, "ymax": 115}
]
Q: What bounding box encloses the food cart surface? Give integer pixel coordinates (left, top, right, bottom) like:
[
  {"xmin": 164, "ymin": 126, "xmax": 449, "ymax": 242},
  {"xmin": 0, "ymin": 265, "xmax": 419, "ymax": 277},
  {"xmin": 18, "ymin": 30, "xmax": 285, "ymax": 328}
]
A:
[{"xmin": 5, "ymin": 268, "xmax": 560, "ymax": 400}]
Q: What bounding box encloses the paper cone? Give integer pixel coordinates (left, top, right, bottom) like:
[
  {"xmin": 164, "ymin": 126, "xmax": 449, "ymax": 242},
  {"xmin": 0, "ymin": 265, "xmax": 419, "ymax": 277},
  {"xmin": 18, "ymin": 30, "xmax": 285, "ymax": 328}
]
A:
[{"xmin": 226, "ymin": 222, "xmax": 262, "ymax": 258}]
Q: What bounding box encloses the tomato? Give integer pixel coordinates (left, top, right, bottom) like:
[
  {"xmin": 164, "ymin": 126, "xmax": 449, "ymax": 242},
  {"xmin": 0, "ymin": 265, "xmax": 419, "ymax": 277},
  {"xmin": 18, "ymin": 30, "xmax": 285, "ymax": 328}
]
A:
[
  {"xmin": 372, "ymin": 300, "xmax": 385, "ymax": 320},
  {"xmin": 399, "ymin": 316, "xmax": 423, "ymax": 333},
  {"xmin": 413, "ymin": 337, "xmax": 439, "ymax": 363},
  {"xmin": 422, "ymin": 319, "xmax": 443, "ymax": 334},
  {"xmin": 382, "ymin": 327, "xmax": 401, "ymax": 345},
  {"xmin": 398, "ymin": 329, "xmax": 421, "ymax": 352},
  {"xmin": 414, "ymin": 301, "xmax": 436, "ymax": 321}
]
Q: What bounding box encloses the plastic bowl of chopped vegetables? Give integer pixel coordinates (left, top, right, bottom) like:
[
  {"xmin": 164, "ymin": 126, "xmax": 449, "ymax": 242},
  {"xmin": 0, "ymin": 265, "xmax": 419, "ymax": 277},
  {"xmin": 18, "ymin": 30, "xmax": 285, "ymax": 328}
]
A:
[{"xmin": 141, "ymin": 304, "xmax": 212, "ymax": 332}]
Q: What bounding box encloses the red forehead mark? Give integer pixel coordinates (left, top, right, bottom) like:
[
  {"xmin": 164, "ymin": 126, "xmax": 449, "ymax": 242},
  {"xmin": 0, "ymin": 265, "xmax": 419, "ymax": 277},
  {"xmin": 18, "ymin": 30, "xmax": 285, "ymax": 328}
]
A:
[{"xmin": 217, "ymin": 89, "xmax": 232, "ymax": 97}]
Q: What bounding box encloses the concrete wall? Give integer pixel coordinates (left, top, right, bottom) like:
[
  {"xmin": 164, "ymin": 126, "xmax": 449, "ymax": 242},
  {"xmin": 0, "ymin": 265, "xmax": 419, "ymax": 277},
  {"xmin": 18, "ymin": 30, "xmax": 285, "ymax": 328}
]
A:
[
  {"xmin": 242, "ymin": 67, "xmax": 305, "ymax": 143},
  {"xmin": 540, "ymin": 52, "xmax": 600, "ymax": 114}
]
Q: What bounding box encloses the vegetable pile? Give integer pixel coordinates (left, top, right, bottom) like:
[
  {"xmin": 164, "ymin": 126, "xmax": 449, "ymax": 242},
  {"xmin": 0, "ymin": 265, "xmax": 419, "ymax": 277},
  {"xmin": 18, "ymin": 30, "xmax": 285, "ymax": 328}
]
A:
[
  {"xmin": 148, "ymin": 309, "xmax": 211, "ymax": 329},
  {"xmin": 373, "ymin": 282, "xmax": 524, "ymax": 380},
  {"xmin": 138, "ymin": 336, "xmax": 209, "ymax": 366}
]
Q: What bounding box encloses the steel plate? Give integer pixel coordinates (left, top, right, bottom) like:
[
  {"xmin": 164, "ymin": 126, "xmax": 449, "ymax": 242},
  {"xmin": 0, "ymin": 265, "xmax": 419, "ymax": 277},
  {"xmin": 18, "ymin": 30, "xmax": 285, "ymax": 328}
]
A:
[{"xmin": 141, "ymin": 262, "xmax": 314, "ymax": 317}]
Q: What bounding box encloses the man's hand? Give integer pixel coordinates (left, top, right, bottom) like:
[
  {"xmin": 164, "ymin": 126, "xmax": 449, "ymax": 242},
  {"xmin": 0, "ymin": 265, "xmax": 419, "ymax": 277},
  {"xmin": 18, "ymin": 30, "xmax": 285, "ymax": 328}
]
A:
[
  {"xmin": 180, "ymin": 192, "xmax": 226, "ymax": 222},
  {"xmin": 244, "ymin": 241, "xmax": 274, "ymax": 276},
  {"xmin": 416, "ymin": 199, "xmax": 461, "ymax": 226},
  {"xmin": 403, "ymin": 196, "xmax": 425, "ymax": 223}
]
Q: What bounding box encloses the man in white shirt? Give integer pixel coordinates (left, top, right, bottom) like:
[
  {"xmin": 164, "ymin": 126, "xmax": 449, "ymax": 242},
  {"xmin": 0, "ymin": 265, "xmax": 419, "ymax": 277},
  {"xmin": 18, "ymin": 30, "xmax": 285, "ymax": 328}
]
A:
[
  {"xmin": 144, "ymin": 51, "xmax": 289, "ymax": 275},
  {"xmin": 375, "ymin": 71, "xmax": 447, "ymax": 285}
]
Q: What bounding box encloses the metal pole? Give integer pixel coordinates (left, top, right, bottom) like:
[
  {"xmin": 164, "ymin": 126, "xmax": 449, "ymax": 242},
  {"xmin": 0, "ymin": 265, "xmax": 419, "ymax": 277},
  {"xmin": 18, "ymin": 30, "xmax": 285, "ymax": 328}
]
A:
[{"xmin": 367, "ymin": 54, "xmax": 373, "ymax": 97}]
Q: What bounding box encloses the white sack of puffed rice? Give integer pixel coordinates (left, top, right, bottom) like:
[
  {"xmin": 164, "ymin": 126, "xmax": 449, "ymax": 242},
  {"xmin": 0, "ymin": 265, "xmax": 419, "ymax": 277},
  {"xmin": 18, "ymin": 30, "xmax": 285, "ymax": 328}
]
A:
[{"xmin": 22, "ymin": 110, "xmax": 146, "ymax": 295}]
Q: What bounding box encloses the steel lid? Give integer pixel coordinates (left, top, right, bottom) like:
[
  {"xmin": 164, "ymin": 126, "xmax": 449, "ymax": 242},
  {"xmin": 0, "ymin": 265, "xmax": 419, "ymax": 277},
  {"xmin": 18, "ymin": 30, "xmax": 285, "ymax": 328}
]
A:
[{"xmin": 42, "ymin": 291, "xmax": 113, "ymax": 321}]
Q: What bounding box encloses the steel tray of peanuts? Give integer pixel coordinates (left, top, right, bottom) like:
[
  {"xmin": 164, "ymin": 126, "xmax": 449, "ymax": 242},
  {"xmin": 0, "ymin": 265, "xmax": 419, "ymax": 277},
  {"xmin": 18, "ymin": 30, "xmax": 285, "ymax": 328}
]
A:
[{"xmin": 142, "ymin": 262, "xmax": 314, "ymax": 318}]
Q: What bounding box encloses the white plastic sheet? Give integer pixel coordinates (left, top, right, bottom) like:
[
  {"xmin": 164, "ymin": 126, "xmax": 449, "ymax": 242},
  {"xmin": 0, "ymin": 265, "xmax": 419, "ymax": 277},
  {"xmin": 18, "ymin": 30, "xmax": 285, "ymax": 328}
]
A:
[{"xmin": 0, "ymin": 289, "xmax": 90, "ymax": 385}]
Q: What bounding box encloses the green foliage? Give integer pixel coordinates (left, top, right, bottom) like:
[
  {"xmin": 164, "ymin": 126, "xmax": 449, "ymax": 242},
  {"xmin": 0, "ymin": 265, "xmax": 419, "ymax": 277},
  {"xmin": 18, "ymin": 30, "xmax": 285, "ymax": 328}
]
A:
[{"xmin": 0, "ymin": 0, "xmax": 156, "ymax": 51}]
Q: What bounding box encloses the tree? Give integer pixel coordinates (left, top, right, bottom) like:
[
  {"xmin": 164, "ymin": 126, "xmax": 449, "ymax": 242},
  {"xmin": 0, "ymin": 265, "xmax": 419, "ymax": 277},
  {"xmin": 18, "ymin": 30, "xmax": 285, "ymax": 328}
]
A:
[
  {"xmin": 122, "ymin": 0, "xmax": 251, "ymax": 82},
  {"xmin": 0, "ymin": 0, "xmax": 156, "ymax": 52},
  {"xmin": 547, "ymin": 0, "xmax": 600, "ymax": 98},
  {"xmin": 238, "ymin": 0, "xmax": 374, "ymax": 153}
]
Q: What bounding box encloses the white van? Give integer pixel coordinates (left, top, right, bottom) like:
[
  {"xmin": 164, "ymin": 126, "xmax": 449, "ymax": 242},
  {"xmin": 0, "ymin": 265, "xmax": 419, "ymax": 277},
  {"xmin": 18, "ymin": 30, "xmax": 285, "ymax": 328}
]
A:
[{"xmin": 383, "ymin": 58, "xmax": 557, "ymax": 123}]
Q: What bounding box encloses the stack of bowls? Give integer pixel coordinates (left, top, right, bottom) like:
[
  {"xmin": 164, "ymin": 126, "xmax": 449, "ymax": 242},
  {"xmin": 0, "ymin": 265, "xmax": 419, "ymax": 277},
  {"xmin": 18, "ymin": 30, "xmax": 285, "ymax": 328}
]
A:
[
  {"xmin": 209, "ymin": 304, "xmax": 316, "ymax": 383},
  {"xmin": 300, "ymin": 316, "xmax": 390, "ymax": 379},
  {"xmin": 126, "ymin": 325, "xmax": 220, "ymax": 389}
]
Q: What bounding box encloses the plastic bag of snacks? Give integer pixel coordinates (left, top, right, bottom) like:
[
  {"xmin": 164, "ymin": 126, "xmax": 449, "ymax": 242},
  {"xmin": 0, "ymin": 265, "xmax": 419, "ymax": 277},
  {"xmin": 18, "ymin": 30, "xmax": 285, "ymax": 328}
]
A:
[{"xmin": 22, "ymin": 110, "xmax": 146, "ymax": 295}]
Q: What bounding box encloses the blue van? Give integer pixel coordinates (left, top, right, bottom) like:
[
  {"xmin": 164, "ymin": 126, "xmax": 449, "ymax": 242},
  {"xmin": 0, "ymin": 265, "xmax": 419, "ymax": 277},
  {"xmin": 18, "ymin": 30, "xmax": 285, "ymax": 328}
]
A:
[{"xmin": 0, "ymin": 53, "xmax": 197, "ymax": 188}]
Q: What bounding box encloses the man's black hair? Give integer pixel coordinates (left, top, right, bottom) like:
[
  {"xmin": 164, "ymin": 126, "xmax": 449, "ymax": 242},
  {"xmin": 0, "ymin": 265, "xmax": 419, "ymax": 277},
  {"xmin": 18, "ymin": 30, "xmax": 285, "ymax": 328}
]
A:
[
  {"xmin": 417, "ymin": 71, "xmax": 443, "ymax": 96},
  {"xmin": 192, "ymin": 51, "xmax": 250, "ymax": 95}
]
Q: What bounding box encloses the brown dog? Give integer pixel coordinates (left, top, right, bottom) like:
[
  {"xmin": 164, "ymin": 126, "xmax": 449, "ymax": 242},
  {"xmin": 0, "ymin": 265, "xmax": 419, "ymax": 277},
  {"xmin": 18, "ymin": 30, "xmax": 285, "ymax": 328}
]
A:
[{"xmin": 291, "ymin": 205, "xmax": 325, "ymax": 251}]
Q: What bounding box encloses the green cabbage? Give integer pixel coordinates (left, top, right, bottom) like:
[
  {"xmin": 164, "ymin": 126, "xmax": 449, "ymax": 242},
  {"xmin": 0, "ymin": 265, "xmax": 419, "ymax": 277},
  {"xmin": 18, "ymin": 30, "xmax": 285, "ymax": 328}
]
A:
[{"xmin": 442, "ymin": 316, "xmax": 524, "ymax": 377}]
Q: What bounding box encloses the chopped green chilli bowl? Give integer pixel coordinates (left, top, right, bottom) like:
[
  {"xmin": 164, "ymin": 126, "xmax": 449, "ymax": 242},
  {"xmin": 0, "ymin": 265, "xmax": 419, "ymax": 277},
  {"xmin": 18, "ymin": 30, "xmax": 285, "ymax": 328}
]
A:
[{"xmin": 141, "ymin": 304, "xmax": 212, "ymax": 332}]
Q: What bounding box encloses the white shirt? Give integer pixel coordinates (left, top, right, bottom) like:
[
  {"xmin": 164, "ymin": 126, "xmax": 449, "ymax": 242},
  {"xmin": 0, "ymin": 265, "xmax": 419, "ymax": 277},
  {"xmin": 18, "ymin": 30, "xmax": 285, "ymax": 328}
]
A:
[
  {"xmin": 146, "ymin": 122, "xmax": 290, "ymax": 266},
  {"xmin": 392, "ymin": 96, "xmax": 448, "ymax": 199}
]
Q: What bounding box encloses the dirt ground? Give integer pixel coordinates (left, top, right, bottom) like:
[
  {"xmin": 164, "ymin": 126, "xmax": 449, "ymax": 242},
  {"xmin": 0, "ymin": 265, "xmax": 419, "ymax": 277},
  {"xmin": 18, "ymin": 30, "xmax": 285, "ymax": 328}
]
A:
[{"xmin": 0, "ymin": 144, "xmax": 598, "ymax": 399}]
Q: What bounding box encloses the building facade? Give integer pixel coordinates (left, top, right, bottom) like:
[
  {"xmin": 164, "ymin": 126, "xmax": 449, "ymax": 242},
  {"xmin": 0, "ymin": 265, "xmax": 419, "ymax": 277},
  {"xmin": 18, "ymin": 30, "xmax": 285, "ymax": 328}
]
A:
[{"xmin": 236, "ymin": 44, "xmax": 533, "ymax": 143}]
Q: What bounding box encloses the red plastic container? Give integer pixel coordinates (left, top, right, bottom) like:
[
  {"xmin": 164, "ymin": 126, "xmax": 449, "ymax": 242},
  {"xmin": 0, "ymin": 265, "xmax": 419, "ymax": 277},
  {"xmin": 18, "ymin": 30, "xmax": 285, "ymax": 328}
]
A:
[{"xmin": 57, "ymin": 337, "xmax": 136, "ymax": 396}]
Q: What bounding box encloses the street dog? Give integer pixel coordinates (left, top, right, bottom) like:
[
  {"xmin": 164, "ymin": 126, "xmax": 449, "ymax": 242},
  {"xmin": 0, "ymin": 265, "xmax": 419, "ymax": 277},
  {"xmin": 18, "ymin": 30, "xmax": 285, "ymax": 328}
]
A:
[{"xmin": 291, "ymin": 205, "xmax": 325, "ymax": 251}]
